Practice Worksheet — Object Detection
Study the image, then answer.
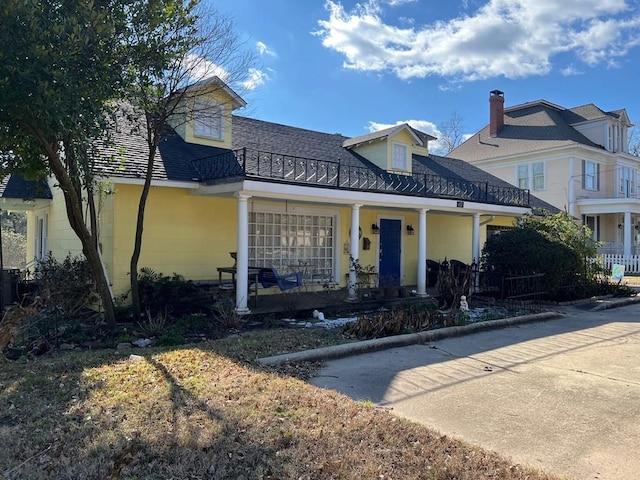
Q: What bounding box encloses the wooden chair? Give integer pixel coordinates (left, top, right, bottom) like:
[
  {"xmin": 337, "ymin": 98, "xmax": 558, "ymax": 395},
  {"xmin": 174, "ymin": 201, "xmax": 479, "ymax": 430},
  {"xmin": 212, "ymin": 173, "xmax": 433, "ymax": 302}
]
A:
[{"xmin": 257, "ymin": 267, "xmax": 303, "ymax": 292}]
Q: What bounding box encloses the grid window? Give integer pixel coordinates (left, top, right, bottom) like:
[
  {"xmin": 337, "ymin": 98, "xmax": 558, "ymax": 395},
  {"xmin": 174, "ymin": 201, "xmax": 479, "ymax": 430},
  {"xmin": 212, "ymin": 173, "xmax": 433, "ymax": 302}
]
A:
[
  {"xmin": 193, "ymin": 99, "xmax": 223, "ymax": 140},
  {"xmin": 249, "ymin": 211, "xmax": 335, "ymax": 283},
  {"xmin": 583, "ymin": 161, "xmax": 597, "ymax": 190},
  {"xmin": 532, "ymin": 162, "xmax": 544, "ymax": 190},
  {"xmin": 392, "ymin": 142, "xmax": 408, "ymax": 170},
  {"xmin": 517, "ymin": 165, "xmax": 529, "ymax": 189},
  {"xmin": 619, "ymin": 166, "xmax": 635, "ymax": 197},
  {"xmin": 517, "ymin": 163, "xmax": 544, "ymax": 190}
]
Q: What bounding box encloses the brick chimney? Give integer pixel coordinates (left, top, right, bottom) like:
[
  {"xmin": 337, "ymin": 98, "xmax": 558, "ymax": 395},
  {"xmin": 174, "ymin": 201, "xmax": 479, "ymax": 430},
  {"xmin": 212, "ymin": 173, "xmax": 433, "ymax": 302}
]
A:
[{"xmin": 489, "ymin": 89, "xmax": 504, "ymax": 137}]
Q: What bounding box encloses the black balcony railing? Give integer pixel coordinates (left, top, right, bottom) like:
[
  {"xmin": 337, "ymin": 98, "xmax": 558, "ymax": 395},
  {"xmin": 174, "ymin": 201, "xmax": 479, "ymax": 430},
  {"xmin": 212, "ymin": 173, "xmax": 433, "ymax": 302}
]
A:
[{"xmin": 191, "ymin": 147, "xmax": 530, "ymax": 207}]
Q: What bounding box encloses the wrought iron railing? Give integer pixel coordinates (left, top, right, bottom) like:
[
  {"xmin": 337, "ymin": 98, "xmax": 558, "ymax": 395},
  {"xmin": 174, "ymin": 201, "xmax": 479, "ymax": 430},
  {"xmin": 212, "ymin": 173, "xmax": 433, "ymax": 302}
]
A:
[{"xmin": 191, "ymin": 147, "xmax": 531, "ymax": 207}]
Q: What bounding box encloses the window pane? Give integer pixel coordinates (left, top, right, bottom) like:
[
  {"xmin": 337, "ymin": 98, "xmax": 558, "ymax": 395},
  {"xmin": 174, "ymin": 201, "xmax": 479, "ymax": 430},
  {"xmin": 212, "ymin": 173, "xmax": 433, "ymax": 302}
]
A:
[
  {"xmin": 249, "ymin": 211, "xmax": 335, "ymax": 283},
  {"xmin": 392, "ymin": 143, "xmax": 408, "ymax": 170}
]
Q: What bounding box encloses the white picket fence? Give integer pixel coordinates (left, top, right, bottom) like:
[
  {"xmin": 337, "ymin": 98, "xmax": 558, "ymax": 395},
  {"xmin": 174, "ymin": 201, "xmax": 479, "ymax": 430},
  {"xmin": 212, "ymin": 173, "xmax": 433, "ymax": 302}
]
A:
[{"xmin": 598, "ymin": 254, "xmax": 640, "ymax": 274}]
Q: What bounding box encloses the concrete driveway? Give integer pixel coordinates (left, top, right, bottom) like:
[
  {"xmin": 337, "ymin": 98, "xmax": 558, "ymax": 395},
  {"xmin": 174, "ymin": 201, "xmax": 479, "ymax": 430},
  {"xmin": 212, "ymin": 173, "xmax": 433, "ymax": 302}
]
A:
[{"xmin": 310, "ymin": 305, "xmax": 640, "ymax": 480}]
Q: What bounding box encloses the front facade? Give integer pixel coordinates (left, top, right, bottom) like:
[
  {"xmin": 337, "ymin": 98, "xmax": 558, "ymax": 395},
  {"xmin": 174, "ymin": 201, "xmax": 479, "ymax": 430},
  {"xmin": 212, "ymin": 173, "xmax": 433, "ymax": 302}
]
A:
[
  {"xmin": 8, "ymin": 80, "xmax": 547, "ymax": 314},
  {"xmin": 450, "ymin": 90, "xmax": 637, "ymax": 255}
]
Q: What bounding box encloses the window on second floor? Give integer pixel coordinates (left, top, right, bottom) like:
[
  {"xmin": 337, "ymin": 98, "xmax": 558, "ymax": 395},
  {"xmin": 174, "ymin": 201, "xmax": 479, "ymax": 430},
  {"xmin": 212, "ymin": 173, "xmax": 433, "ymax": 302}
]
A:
[
  {"xmin": 582, "ymin": 160, "xmax": 599, "ymax": 191},
  {"xmin": 391, "ymin": 142, "xmax": 409, "ymax": 170},
  {"xmin": 619, "ymin": 165, "xmax": 635, "ymax": 198},
  {"xmin": 517, "ymin": 162, "xmax": 545, "ymax": 191},
  {"xmin": 193, "ymin": 99, "xmax": 224, "ymax": 140}
]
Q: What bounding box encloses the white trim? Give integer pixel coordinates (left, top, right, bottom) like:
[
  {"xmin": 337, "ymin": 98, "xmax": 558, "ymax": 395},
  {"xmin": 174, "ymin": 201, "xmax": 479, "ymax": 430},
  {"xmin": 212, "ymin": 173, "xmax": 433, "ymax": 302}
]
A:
[
  {"xmin": 469, "ymin": 142, "xmax": 637, "ymax": 167},
  {"xmin": 111, "ymin": 177, "xmax": 200, "ymax": 189},
  {"xmin": 195, "ymin": 180, "xmax": 532, "ymax": 216}
]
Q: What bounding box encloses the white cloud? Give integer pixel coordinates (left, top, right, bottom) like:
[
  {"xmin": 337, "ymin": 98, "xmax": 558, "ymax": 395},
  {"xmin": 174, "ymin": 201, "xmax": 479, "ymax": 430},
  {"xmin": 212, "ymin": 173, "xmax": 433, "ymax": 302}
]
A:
[
  {"xmin": 561, "ymin": 64, "xmax": 584, "ymax": 76},
  {"xmin": 256, "ymin": 41, "xmax": 277, "ymax": 57},
  {"xmin": 180, "ymin": 54, "xmax": 229, "ymax": 82},
  {"xmin": 367, "ymin": 118, "xmax": 475, "ymax": 155},
  {"xmin": 386, "ymin": 0, "xmax": 417, "ymax": 5},
  {"xmin": 242, "ymin": 68, "xmax": 270, "ymax": 90},
  {"xmin": 315, "ymin": 0, "xmax": 640, "ymax": 81},
  {"xmin": 367, "ymin": 119, "xmax": 438, "ymax": 136}
]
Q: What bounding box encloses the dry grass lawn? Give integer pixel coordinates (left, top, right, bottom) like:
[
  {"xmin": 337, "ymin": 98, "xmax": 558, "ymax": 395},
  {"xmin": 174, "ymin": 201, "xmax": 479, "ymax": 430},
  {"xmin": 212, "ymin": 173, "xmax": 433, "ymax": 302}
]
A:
[{"xmin": 0, "ymin": 328, "xmax": 561, "ymax": 479}]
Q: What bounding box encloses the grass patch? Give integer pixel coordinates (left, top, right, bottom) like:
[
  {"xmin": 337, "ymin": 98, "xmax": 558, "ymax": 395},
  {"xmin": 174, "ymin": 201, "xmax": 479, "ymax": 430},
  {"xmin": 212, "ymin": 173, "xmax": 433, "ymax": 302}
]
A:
[{"xmin": 0, "ymin": 328, "xmax": 560, "ymax": 479}]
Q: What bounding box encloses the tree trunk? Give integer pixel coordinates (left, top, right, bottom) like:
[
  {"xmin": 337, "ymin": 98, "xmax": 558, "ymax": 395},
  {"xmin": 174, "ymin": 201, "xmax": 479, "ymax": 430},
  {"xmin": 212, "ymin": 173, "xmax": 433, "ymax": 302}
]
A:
[
  {"xmin": 47, "ymin": 150, "xmax": 116, "ymax": 327},
  {"xmin": 129, "ymin": 131, "xmax": 158, "ymax": 320}
]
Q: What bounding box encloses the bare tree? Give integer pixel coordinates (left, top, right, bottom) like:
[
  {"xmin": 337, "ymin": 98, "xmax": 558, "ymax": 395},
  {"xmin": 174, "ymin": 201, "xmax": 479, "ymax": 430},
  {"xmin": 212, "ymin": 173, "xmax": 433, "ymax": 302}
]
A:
[
  {"xmin": 438, "ymin": 112, "xmax": 466, "ymax": 154},
  {"xmin": 123, "ymin": 1, "xmax": 255, "ymax": 319}
]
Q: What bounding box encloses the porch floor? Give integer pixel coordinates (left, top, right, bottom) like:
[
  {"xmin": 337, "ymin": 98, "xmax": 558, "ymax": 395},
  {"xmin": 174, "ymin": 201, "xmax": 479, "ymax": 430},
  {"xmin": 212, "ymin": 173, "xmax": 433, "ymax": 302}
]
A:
[{"xmin": 234, "ymin": 285, "xmax": 441, "ymax": 319}]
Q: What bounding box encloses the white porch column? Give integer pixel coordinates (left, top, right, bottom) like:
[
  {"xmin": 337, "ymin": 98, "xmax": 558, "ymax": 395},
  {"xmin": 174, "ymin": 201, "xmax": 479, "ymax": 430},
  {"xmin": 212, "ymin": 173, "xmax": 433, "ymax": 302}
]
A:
[
  {"xmin": 235, "ymin": 193, "xmax": 251, "ymax": 315},
  {"xmin": 624, "ymin": 211, "xmax": 632, "ymax": 256},
  {"xmin": 347, "ymin": 204, "xmax": 362, "ymax": 301},
  {"xmin": 416, "ymin": 208, "xmax": 429, "ymax": 296},
  {"xmin": 472, "ymin": 213, "xmax": 481, "ymax": 264}
]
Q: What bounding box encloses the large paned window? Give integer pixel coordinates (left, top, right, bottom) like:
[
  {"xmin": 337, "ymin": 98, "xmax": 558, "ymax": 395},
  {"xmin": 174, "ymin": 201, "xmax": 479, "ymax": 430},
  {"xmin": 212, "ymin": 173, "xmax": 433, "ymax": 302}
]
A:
[
  {"xmin": 193, "ymin": 99, "xmax": 223, "ymax": 140},
  {"xmin": 391, "ymin": 142, "xmax": 409, "ymax": 170},
  {"xmin": 619, "ymin": 165, "xmax": 635, "ymax": 198},
  {"xmin": 249, "ymin": 211, "xmax": 335, "ymax": 283},
  {"xmin": 516, "ymin": 162, "xmax": 545, "ymax": 190},
  {"xmin": 582, "ymin": 160, "xmax": 599, "ymax": 191}
]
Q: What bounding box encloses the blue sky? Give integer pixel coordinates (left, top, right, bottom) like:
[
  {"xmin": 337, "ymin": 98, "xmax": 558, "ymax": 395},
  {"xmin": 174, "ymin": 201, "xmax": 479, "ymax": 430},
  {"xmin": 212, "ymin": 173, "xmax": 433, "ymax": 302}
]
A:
[{"xmin": 212, "ymin": 0, "xmax": 640, "ymax": 154}]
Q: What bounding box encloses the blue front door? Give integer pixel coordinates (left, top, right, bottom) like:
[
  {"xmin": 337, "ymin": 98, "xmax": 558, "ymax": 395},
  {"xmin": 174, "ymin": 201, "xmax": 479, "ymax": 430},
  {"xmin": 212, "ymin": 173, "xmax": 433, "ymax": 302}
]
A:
[{"xmin": 379, "ymin": 219, "xmax": 401, "ymax": 286}]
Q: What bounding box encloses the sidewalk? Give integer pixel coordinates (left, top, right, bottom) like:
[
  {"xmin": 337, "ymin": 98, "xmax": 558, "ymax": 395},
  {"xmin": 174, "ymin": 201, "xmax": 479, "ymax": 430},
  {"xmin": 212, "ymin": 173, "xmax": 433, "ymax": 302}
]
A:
[
  {"xmin": 306, "ymin": 298, "xmax": 640, "ymax": 480},
  {"xmin": 258, "ymin": 294, "xmax": 640, "ymax": 366}
]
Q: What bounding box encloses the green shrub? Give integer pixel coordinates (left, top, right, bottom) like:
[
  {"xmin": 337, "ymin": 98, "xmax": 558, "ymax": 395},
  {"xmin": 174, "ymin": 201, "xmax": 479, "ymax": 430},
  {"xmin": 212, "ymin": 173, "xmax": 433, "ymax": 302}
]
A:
[
  {"xmin": 137, "ymin": 268, "xmax": 211, "ymax": 316},
  {"xmin": 33, "ymin": 253, "xmax": 98, "ymax": 317}
]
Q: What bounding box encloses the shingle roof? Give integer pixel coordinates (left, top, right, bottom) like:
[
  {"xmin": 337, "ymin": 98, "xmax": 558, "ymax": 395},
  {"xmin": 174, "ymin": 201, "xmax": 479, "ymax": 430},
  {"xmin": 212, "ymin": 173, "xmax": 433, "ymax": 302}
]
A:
[
  {"xmin": 449, "ymin": 101, "xmax": 605, "ymax": 163},
  {"xmin": 0, "ymin": 174, "xmax": 51, "ymax": 200},
  {"xmin": 413, "ymin": 154, "xmax": 556, "ymax": 212},
  {"xmin": 87, "ymin": 112, "xmax": 543, "ymax": 208}
]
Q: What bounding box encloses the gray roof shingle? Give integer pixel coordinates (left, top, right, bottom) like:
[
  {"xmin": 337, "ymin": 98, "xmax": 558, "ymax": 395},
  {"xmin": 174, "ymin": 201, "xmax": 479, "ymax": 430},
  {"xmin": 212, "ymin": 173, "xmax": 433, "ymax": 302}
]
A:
[
  {"xmin": 87, "ymin": 112, "xmax": 544, "ymax": 209},
  {"xmin": 449, "ymin": 100, "xmax": 631, "ymax": 164}
]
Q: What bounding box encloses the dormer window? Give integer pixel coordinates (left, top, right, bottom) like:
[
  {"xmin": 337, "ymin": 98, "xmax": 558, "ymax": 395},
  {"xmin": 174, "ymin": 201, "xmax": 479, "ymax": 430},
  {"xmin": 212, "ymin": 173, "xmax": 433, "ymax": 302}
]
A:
[
  {"xmin": 392, "ymin": 142, "xmax": 409, "ymax": 170},
  {"xmin": 606, "ymin": 123, "xmax": 623, "ymax": 152},
  {"xmin": 194, "ymin": 99, "xmax": 224, "ymax": 140}
]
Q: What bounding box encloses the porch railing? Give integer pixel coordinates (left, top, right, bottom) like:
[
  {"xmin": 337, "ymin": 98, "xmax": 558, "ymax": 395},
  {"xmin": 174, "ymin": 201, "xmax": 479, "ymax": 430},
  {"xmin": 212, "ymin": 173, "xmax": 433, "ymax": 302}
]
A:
[
  {"xmin": 598, "ymin": 253, "xmax": 640, "ymax": 274},
  {"xmin": 191, "ymin": 148, "xmax": 530, "ymax": 208}
]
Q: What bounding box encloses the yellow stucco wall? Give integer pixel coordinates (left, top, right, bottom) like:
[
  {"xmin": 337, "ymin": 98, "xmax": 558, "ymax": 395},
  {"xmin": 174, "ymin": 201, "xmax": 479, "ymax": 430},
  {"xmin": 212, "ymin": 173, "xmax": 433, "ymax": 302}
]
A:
[
  {"xmin": 32, "ymin": 180, "xmax": 523, "ymax": 294},
  {"xmin": 111, "ymin": 184, "xmax": 237, "ymax": 294},
  {"xmin": 351, "ymin": 141, "xmax": 387, "ymax": 171}
]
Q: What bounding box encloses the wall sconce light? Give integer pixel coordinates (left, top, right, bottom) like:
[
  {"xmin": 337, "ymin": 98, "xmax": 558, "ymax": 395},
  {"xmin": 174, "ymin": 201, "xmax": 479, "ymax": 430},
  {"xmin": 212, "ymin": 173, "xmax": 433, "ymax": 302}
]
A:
[
  {"xmin": 371, "ymin": 223, "xmax": 380, "ymax": 234},
  {"xmin": 406, "ymin": 224, "xmax": 415, "ymax": 235}
]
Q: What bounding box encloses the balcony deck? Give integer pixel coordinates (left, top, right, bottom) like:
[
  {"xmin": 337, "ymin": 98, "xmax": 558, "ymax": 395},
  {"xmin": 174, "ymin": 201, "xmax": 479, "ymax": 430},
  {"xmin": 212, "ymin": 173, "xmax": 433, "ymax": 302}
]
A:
[{"xmin": 191, "ymin": 148, "xmax": 531, "ymax": 208}]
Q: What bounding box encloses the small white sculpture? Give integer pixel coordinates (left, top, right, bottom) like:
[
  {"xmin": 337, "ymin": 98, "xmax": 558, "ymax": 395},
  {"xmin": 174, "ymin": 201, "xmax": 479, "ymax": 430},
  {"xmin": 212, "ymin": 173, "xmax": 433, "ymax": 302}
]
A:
[
  {"xmin": 459, "ymin": 295, "xmax": 469, "ymax": 312},
  {"xmin": 312, "ymin": 309, "xmax": 320, "ymax": 319}
]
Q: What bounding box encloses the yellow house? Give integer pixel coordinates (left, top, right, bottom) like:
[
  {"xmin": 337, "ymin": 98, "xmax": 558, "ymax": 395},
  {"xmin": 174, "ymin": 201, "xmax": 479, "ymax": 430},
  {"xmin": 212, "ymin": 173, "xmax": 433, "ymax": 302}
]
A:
[{"xmin": 3, "ymin": 78, "xmax": 550, "ymax": 314}]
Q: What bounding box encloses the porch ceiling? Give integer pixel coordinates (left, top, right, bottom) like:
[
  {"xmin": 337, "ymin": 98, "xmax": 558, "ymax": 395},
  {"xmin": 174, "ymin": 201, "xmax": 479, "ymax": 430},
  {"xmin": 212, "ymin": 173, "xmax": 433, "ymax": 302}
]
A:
[
  {"xmin": 0, "ymin": 198, "xmax": 51, "ymax": 212},
  {"xmin": 576, "ymin": 197, "xmax": 640, "ymax": 214}
]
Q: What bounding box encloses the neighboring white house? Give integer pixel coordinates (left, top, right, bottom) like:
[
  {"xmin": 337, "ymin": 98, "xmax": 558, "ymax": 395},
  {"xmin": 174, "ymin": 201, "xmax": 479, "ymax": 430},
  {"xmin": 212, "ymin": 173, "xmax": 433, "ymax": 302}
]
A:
[{"xmin": 449, "ymin": 90, "xmax": 638, "ymax": 255}]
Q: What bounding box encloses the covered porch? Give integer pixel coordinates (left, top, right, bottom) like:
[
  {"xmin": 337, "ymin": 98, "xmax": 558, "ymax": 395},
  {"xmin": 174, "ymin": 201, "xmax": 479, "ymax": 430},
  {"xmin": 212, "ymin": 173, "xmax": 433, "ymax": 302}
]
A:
[
  {"xmin": 194, "ymin": 179, "xmax": 530, "ymax": 315},
  {"xmin": 578, "ymin": 198, "xmax": 640, "ymax": 256}
]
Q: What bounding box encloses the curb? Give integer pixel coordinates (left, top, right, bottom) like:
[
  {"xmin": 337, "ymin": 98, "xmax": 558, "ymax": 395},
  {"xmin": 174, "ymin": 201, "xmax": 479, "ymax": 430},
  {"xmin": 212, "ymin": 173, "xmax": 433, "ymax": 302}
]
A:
[
  {"xmin": 589, "ymin": 295, "xmax": 640, "ymax": 311},
  {"xmin": 257, "ymin": 311, "xmax": 564, "ymax": 366}
]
